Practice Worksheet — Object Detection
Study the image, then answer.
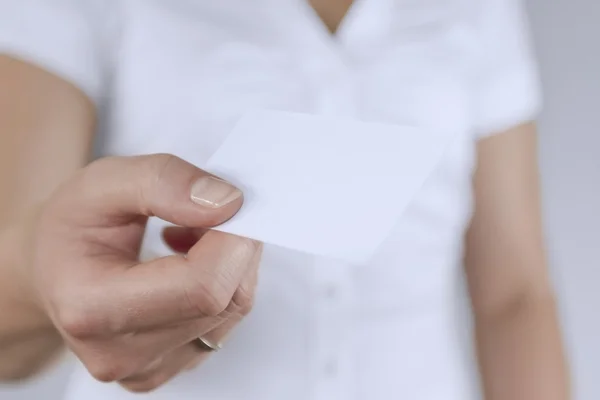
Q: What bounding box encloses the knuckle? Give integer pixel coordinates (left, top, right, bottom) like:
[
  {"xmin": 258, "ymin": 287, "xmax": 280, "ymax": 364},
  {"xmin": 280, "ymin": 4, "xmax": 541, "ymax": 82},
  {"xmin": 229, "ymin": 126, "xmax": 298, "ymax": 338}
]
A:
[
  {"xmin": 84, "ymin": 156, "xmax": 113, "ymax": 173},
  {"xmin": 123, "ymin": 383, "xmax": 153, "ymax": 393},
  {"xmin": 231, "ymin": 287, "xmax": 255, "ymax": 316},
  {"xmin": 138, "ymin": 153, "xmax": 179, "ymax": 213},
  {"xmin": 145, "ymin": 373, "xmax": 169, "ymax": 391},
  {"xmin": 84, "ymin": 156, "xmax": 125, "ymax": 181},
  {"xmin": 187, "ymin": 281, "xmax": 231, "ymax": 317},
  {"xmin": 147, "ymin": 153, "xmax": 179, "ymax": 183},
  {"xmin": 56, "ymin": 303, "xmax": 104, "ymax": 339},
  {"xmin": 230, "ymin": 238, "xmax": 260, "ymax": 263},
  {"xmin": 149, "ymin": 153, "xmax": 178, "ymax": 171},
  {"xmin": 123, "ymin": 374, "xmax": 167, "ymax": 393},
  {"xmin": 87, "ymin": 360, "xmax": 129, "ymax": 383}
]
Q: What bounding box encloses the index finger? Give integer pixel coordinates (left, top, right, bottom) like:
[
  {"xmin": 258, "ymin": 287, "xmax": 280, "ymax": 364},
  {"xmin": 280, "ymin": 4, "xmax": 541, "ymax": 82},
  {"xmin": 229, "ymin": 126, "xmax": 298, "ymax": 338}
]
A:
[{"xmin": 58, "ymin": 231, "xmax": 260, "ymax": 337}]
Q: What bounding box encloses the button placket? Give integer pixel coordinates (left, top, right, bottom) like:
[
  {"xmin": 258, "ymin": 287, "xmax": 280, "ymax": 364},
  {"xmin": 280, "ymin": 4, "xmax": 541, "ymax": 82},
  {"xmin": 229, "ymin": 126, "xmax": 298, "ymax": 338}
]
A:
[{"xmin": 310, "ymin": 258, "xmax": 355, "ymax": 400}]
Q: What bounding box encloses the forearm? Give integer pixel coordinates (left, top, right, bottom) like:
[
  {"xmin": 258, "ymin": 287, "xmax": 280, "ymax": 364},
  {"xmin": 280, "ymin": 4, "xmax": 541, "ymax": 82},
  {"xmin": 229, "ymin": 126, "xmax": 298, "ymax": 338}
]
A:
[
  {"xmin": 0, "ymin": 56, "xmax": 97, "ymax": 381},
  {"xmin": 0, "ymin": 216, "xmax": 64, "ymax": 381},
  {"xmin": 474, "ymin": 293, "xmax": 570, "ymax": 400}
]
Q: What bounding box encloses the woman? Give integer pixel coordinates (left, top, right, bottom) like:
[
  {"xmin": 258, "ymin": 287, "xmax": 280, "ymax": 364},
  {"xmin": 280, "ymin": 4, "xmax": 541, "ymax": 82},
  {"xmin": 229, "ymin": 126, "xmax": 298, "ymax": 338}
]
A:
[{"xmin": 0, "ymin": 0, "xmax": 569, "ymax": 399}]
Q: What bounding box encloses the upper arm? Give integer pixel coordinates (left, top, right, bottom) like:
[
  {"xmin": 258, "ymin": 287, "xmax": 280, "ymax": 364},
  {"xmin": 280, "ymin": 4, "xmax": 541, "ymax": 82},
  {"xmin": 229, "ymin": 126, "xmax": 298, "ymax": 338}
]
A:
[
  {"xmin": 465, "ymin": 124, "xmax": 552, "ymax": 317},
  {"xmin": 464, "ymin": 0, "xmax": 551, "ymax": 316}
]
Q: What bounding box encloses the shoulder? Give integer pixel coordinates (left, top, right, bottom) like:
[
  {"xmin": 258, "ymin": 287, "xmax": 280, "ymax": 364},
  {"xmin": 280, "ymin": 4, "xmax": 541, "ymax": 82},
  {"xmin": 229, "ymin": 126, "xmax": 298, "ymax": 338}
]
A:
[
  {"xmin": 0, "ymin": 0, "xmax": 121, "ymax": 104},
  {"xmin": 462, "ymin": 0, "xmax": 542, "ymax": 138}
]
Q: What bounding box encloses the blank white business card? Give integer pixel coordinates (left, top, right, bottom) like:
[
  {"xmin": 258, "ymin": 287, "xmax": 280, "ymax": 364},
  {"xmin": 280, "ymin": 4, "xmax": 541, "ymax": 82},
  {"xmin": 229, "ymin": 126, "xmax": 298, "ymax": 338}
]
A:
[{"xmin": 205, "ymin": 110, "xmax": 454, "ymax": 264}]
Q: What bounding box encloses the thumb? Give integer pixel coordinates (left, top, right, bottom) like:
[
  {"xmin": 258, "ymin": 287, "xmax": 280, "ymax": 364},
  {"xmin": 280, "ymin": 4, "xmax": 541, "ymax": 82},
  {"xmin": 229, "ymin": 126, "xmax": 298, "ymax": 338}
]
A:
[{"xmin": 54, "ymin": 154, "xmax": 243, "ymax": 228}]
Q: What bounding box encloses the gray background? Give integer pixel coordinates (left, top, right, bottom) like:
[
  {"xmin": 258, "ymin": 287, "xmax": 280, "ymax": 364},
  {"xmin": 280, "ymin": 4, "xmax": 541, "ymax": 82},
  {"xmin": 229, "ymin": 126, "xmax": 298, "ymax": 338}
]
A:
[
  {"xmin": 1, "ymin": 0, "xmax": 598, "ymax": 398},
  {"xmin": 530, "ymin": 0, "xmax": 600, "ymax": 398}
]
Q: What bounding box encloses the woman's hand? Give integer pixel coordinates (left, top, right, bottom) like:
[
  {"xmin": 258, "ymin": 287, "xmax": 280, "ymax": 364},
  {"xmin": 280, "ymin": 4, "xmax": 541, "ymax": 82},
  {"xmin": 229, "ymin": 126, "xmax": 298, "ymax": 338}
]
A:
[{"xmin": 31, "ymin": 154, "xmax": 262, "ymax": 392}]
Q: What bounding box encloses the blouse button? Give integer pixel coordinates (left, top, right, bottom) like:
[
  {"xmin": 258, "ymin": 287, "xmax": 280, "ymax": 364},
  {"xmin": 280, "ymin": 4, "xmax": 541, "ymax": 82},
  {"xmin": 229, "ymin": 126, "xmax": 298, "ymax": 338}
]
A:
[
  {"xmin": 322, "ymin": 284, "xmax": 337, "ymax": 299},
  {"xmin": 323, "ymin": 358, "xmax": 339, "ymax": 377}
]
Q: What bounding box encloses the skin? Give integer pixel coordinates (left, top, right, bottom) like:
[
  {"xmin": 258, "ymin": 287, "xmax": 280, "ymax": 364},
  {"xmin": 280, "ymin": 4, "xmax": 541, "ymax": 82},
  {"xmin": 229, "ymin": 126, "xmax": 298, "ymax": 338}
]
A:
[
  {"xmin": 309, "ymin": 0, "xmax": 354, "ymax": 33},
  {"xmin": 0, "ymin": 56, "xmax": 261, "ymax": 391},
  {"xmin": 467, "ymin": 126, "xmax": 570, "ymax": 400},
  {"xmin": 0, "ymin": 0, "xmax": 570, "ymax": 396}
]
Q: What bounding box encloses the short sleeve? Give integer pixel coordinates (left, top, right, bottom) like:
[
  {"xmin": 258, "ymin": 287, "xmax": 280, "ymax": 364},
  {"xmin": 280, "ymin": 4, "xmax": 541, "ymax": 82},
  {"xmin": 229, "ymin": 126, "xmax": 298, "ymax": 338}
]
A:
[
  {"xmin": 0, "ymin": 0, "xmax": 115, "ymax": 103},
  {"xmin": 469, "ymin": 0, "xmax": 542, "ymax": 137}
]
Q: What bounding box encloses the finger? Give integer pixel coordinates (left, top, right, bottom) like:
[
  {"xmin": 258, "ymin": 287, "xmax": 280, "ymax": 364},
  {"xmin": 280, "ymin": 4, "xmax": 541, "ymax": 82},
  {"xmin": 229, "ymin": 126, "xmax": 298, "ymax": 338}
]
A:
[
  {"xmin": 71, "ymin": 315, "xmax": 225, "ymax": 383},
  {"xmin": 55, "ymin": 154, "xmax": 243, "ymax": 228},
  {"xmin": 162, "ymin": 226, "xmax": 208, "ymax": 254},
  {"xmin": 119, "ymin": 343, "xmax": 205, "ymax": 393},
  {"xmin": 66, "ymin": 244, "xmax": 261, "ymax": 384},
  {"xmin": 88, "ymin": 244, "xmax": 262, "ymax": 382},
  {"xmin": 197, "ymin": 307, "xmax": 244, "ymax": 351},
  {"xmin": 198, "ymin": 243, "xmax": 262, "ymax": 348},
  {"xmin": 112, "ymin": 269, "xmax": 260, "ymax": 375},
  {"xmin": 183, "ymin": 354, "xmax": 208, "ymax": 372},
  {"xmin": 56, "ymin": 231, "xmax": 260, "ymax": 337}
]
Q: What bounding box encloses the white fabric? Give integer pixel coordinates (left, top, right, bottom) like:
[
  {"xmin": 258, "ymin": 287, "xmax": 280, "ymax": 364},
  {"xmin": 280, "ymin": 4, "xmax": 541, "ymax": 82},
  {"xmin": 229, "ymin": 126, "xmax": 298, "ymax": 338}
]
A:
[{"xmin": 0, "ymin": 0, "xmax": 541, "ymax": 399}]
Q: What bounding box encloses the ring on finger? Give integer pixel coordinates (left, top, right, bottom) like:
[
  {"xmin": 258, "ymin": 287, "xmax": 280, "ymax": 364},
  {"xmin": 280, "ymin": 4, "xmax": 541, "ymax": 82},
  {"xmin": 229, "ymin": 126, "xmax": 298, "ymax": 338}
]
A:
[{"xmin": 192, "ymin": 336, "xmax": 221, "ymax": 352}]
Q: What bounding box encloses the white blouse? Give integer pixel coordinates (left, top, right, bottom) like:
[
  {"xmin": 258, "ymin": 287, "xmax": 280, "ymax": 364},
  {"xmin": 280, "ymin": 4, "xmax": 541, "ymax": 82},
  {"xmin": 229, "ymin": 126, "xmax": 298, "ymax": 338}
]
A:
[{"xmin": 0, "ymin": 1, "xmax": 541, "ymax": 399}]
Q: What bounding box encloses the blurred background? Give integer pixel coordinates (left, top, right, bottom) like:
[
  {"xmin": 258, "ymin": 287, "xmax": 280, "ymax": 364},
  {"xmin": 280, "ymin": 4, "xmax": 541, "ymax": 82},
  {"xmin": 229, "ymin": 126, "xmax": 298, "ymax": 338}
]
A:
[{"xmin": 1, "ymin": 0, "xmax": 599, "ymax": 399}]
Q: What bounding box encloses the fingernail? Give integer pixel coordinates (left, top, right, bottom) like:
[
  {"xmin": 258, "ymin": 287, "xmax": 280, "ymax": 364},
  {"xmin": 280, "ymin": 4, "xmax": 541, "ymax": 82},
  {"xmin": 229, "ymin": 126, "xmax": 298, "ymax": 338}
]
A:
[{"xmin": 190, "ymin": 177, "xmax": 242, "ymax": 208}]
